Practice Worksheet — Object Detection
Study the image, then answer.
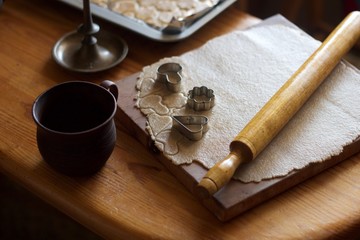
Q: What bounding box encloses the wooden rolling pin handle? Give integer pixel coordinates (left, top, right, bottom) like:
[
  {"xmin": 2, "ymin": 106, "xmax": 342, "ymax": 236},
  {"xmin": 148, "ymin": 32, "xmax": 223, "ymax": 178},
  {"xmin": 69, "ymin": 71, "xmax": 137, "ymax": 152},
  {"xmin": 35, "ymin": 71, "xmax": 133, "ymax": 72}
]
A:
[
  {"xmin": 197, "ymin": 11, "xmax": 360, "ymax": 198},
  {"xmin": 197, "ymin": 141, "xmax": 253, "ymax": 198}
]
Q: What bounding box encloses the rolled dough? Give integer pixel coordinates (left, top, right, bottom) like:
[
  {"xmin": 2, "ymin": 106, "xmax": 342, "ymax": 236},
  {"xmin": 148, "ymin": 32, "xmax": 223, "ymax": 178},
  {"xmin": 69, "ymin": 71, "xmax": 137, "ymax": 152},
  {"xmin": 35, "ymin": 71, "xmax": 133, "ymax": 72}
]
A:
[{"xmin": 135, "ymin": 16, "xmax": 360, "ymax": 182}]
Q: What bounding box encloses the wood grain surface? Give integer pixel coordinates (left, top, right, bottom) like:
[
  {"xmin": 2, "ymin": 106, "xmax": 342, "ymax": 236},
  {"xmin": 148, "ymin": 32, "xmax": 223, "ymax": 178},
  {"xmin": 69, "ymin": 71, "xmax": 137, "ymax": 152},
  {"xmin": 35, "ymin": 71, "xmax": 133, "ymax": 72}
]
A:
[{"xmin": 1, "ymin": 0, "xmax": 360, "ymax": 239}]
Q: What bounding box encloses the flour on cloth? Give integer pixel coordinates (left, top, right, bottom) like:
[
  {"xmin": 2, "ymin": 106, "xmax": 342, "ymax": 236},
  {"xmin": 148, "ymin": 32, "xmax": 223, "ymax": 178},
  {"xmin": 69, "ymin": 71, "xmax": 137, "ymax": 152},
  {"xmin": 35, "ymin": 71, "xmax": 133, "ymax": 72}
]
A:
[{"xmin": 135, "ymin": 19, "xmax": 360, "ymax": 182}]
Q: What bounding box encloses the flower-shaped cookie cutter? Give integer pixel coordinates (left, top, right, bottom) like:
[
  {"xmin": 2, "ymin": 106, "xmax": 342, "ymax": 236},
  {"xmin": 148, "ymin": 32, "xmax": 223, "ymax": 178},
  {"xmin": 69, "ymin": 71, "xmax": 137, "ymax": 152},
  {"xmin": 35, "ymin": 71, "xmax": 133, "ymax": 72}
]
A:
[
  {"xmin": 156, "ymin": 62, "xmax": 182, "ymax": 92},
  {"xmin": 187, "ymin": 86, "xmax": 215, "ymax": 111},
  {"xmin": 172, "ymin": 115, "xmax": 209, "ymax": 141}
]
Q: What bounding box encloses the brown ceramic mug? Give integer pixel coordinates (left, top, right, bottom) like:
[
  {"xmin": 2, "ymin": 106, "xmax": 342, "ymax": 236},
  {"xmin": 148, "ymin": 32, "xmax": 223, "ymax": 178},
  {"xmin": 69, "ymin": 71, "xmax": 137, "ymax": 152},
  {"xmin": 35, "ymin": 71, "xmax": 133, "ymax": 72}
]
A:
[{"xmin": 32, "ymin": 80, "xmax": 118, "ymax": 176}]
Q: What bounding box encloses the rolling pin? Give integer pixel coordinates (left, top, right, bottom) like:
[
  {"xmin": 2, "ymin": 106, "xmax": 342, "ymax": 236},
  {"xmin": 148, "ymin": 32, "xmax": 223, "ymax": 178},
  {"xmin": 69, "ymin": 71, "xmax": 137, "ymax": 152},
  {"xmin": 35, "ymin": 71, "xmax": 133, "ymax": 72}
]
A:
[{"xmin": 197, "ymin": 11, "xmax": 360, "ymax": 198}]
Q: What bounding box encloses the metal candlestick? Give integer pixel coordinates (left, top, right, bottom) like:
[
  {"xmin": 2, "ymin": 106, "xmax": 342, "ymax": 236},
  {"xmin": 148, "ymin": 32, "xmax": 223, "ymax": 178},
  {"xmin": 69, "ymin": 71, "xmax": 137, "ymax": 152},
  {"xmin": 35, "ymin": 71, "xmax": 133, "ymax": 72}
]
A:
[{"xmin": 52, "ymin": 0, "xmax": 128, "ymax": 72}]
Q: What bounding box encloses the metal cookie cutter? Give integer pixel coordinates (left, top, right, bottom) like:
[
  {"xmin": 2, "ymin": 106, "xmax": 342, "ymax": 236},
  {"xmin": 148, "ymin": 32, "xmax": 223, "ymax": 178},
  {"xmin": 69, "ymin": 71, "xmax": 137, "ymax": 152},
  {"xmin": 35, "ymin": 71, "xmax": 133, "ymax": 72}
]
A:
[
  {"xmin": 172, "ymin": 115, "xmax": 209, "ymax": 141},
  {"xmin": 156, "ymin": 62, "xmax": 182, "ymax": 92},
  {"xmin": 187, "ymin": 86, "xmax": 215, "ymax": 111}
]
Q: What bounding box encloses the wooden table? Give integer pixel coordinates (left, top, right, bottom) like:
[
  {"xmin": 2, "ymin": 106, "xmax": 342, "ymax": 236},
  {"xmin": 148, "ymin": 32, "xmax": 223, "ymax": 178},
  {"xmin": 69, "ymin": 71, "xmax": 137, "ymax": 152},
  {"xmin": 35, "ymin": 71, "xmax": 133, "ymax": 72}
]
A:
[{"xmin": 1, "ymin": 0, "xmax": 360, "ymax": 239}]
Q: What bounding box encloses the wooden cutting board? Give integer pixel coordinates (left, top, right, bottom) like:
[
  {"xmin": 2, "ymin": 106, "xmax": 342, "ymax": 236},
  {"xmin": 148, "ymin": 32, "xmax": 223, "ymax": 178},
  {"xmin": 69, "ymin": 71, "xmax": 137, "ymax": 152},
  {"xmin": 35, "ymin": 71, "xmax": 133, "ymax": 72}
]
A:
[{"xmin": 114, "ymin": 73, "xmax": 360, "ymax": 221}]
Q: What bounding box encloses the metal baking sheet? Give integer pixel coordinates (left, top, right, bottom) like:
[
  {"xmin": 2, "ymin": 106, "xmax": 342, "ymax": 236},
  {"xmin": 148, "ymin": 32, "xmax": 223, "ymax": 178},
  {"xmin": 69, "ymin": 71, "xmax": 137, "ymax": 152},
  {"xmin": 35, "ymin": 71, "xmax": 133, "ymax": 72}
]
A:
[{"xmin": 58, "ymin": 0, "xmax": 236, "ymax": 42}]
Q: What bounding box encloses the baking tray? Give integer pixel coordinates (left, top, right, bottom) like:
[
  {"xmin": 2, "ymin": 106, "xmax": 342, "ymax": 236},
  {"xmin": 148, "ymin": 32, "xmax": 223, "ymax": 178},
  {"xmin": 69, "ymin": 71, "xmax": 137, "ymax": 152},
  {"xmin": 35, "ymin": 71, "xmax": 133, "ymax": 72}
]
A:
[{"xmin": 58, "ymin": 0, "xmax": 237, "ymax": 42}]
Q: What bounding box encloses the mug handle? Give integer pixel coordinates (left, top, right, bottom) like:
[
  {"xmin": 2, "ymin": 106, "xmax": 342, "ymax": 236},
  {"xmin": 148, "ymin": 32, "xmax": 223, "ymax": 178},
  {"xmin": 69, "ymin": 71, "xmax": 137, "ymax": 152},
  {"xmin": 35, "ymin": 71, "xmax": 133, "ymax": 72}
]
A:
[{"xmin": 100, "ymin": 80, "xmax": 118, "ymax": 101}]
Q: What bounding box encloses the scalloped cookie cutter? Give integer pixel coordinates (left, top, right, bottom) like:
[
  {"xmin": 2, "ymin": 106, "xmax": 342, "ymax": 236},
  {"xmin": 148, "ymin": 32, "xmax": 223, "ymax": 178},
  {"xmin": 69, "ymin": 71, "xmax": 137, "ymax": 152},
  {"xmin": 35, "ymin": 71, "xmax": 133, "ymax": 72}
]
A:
[
  {"xmin": 172, "ymin": 115, "xmax": 209, "ymax": 141},
  {"xmin": 156, "ymin": 62, "xmax": 182, "ymax": 92},
  {"xmin": 187, "ymin": 86, "xmax": 215, "ymax": 111}
]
